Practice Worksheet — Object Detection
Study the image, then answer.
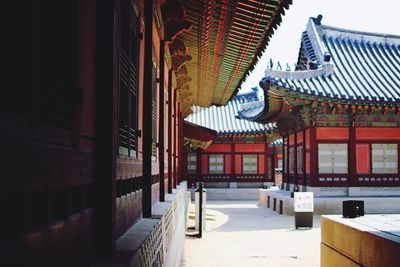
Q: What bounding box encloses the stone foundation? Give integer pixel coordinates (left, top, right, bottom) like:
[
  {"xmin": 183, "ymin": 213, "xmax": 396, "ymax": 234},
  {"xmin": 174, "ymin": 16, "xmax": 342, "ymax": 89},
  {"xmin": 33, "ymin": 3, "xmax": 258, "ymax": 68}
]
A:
[
  {"xmin": 111, "ymin": 182, "xmax": 189, "ymax": 266},
  {"xmin": 260, "ymin": 188, "xmax": 400, "ymax": 215}
]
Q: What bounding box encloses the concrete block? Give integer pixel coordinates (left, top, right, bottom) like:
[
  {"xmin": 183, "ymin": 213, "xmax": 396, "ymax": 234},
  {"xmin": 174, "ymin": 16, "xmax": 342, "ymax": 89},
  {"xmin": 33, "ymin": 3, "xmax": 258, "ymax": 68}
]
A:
[
  {"xmin": 321, "ymin": 243, "xmax": 360, "ymax": 267},
  {"xmin": 321, "ymin": 215, "xmax": 400, "ymax": 267}
]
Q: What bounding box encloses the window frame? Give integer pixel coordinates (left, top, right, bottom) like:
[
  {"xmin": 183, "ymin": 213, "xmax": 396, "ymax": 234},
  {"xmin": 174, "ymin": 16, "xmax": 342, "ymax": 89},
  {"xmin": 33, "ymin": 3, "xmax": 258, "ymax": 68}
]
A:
[
  {"xmin": 242, "ymin": 154, "xmax": 258, "ymax": 174},
  {"xmin": 118, "ymin": 0, "xmax": 140, "ymax": 158},
  {"xmin": 208, "ymin": 154, "xmax": 224, "ymax": 174},
  {"xmin": 318, "ymin": 143, "xmax": 348, "ymax": 174},
  {"xmin": 187, "ymin": 153, "xmax": 197, "ymax": 173},
  {"xmin": 372, "ymin": 143, "xmax": 398, "ymax": 174}
]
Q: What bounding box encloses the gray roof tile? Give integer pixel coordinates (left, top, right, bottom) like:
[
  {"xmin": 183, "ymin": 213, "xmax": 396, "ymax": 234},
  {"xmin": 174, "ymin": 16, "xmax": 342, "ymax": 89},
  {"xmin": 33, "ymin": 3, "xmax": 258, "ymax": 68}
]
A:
[
  {"xmin": 266, "ymin": 16, "xmax": 400, "ymax": 103},
  {"xmin": 185, "ymin": 97, "xmax": 275, "ymax": 134}
]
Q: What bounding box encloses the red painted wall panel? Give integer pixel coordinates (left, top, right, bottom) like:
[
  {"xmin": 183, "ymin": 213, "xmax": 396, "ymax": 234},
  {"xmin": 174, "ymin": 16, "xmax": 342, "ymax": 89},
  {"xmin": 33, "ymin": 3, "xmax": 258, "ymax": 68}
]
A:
[
  {"xmin": 206, "ymin": 143, "xmax": 232, "ymax": 153},
  {"xmin": 306, "ymin": 152, "xmax": 310, "ymax": 175},
  {"xmin": 356, "ymin": 144, "xmax": 370, "ymax": 174},
  {"xmin": 234, "ymin": 154, "xmax": 242, "ymax": 174},
  {"xmin": 316, "ymin": 127, "xmax": 349, "ymax": 140},
  {"xmin": 306, "ymin": 128, "xmax": 311, "ymax": 149},
  {"xmin": 356, "ymin": 128, "xmax": 400, "ymax": 140},
  {"xmin": 297, "ymin": 131, "xmax": 303, "ymax": 144},
  {"xmin": 234, "ymin": 143, "xmax": 264, "ymax": 153},
  {"xmin": 78, "ymin": 0, "xmax": 97, "ymax": 151},
  {"xmin": 201, "ymin": 155, "xmax": 208, "ymax": 174},
  {"xmin": 289, "ymin": 134, "xmax": 295, "ymax": 146},
  {"xmin": 259, "ymin": 155, "xmax": 265, "ymax": 174},
  {"xmin": 225, "ymin": 154, "xmax": 231, "ymax": 174}
]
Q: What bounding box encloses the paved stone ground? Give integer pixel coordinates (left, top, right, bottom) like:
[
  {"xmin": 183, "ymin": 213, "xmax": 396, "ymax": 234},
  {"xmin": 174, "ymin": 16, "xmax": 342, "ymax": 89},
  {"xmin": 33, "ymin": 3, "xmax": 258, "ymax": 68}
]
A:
[{"xmin": 181, "ymin": 201, "xmax": 321, "ymax": 267}]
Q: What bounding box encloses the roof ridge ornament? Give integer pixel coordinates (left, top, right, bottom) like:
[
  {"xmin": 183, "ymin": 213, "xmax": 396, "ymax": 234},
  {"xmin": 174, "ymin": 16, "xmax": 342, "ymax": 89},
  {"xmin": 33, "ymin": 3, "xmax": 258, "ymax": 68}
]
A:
[
  {"xmin": 264, "ymin": 63, "xmax": 335, "ymax": 81},
  {"xmin": 307, "ymin": 15, "xmax": 329, "ymax": 64}
]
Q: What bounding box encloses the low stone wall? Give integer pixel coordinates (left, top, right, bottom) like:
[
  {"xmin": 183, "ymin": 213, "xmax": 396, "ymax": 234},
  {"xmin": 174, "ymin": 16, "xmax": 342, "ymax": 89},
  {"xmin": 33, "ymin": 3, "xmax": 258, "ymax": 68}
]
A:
[
  {"xmin": 282, "ymin": 183, "xmax": 400, "ymax": 197},
  {"xmin": 189, "ymin": 188, "xmax": 260, "ymax": 200},
  {"xmin": 112, "ymin": 182, "xmax": 189, "ymax": 266},
  {"xmin": 259, "ymin": 189, "xmax": 400, "ymax": 215}
]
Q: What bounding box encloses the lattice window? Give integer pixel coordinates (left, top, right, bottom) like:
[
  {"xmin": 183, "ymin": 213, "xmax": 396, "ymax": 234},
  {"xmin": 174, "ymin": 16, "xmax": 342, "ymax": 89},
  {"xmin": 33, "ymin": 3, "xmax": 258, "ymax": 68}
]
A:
[
  {"xmin": 243, "ymin": 154, "xmax": 258, "ymax": 174},
  {"xmin": 187, "ymin": 153, "xmax": 197, "ymax": 173},
  {"xmin": 297, "ymin": 146, "xmax": 303, "ymax": 173},
  {"xmin": 119, "ymin": 0, "xmax": 140, "ymax": 157},
  {"xmin": 2, "ymin": 0, "xmax": 77, "ymax": 133},
  {"xmin": 289, "ymin": 148, "xmax": 295, "ymax": 174},
  {"xmin": 277, "ymin": 159, "xmax": 283, "ymax": 170},
  {"xmin": 372, "ymin": 144, "xmax": 398, "ymax": 174},
  {"xmin": 209, "ymin": 154, "xmax": 224, "ymax": 174},
  {"xmin": 318, "ymin": 144, "xmax": 348, "ymax": 174}
]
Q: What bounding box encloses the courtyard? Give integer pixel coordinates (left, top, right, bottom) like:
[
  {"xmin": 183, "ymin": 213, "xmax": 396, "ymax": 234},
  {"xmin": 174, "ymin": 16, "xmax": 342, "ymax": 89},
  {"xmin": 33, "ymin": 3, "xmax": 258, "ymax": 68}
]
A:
[{"xmin": 182, "ymin": 201, "xmax": 321, "ymax": 267}]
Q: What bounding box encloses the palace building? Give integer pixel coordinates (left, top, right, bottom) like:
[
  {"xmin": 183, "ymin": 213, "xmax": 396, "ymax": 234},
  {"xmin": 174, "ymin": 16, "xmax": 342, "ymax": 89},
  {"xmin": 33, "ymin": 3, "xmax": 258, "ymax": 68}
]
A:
[
  {"xmin": 1, "ymin": 0, "xmax": 291, "ymax": 265},
  {"xmin": 185, "ymin": 88, "xmax": 282, "ymax": 188},
  {"xmin": 239, "ymin": 15, "xmax": 400, "ymax": 197}
]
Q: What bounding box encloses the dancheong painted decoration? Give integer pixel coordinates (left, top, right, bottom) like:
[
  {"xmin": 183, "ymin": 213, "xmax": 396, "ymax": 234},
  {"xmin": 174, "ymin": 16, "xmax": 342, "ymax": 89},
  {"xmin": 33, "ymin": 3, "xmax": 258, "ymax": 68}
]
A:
[
  {"xmin": 238, "ymin": 15, "xmax": 400, "ymax": 195},
  {"xmin": 164, "ymin": 0, "xmax": 292, "ymax": 116}
]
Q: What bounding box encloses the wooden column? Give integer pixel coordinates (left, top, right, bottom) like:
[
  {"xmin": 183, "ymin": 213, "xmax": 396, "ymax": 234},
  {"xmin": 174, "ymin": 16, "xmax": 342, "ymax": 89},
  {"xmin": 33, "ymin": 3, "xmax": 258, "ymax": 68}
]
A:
[
  {"xmin": 309, "ymin": 126, "xmax": 317, "ymax": 187},
  {"xmin": 196, "ymin": 148, "xmax": 201, "ymax": 186},
  {"xmin": 349, "ymin": 126, "xmax": 356, "ymax": 188},
  {"xmin": 265, "ymin": 134, "xmax": 270, "ymax": 181},
  {"xmin": 294, "ymin": 132, "xmax": 298, "ymax": 187},
  {"xmin": 173, "ymin": 93, "xmax": 177, "ymax": 188},
  {"xmin": 158, "ymin": 40, "xmax": 165, "ymax": 202},
  {"xmin": 303, "ymin": 128, "xmax": 307, "ymax": 186},
  {"xmin": 142, "ymin": 0, "xmax": 153, "ymax": 218},
  {"xmin": 176, "ymin": 103, "xmax": 182, "ymax": 184},
  {"xmin": 282, "ymin": 137, "xmax": 286, "ymax": 190},
  {"xmin": 271, "ymin": 145, "xmax": 276, "ymax": 185},
  {"xmin": 94, "ymin": 0, "xmax": 117, "ymax": 258},
  {"xmin": 231, "ymin": 136, "xmax": 235, "ymax": 180},
  {"xmin": 167, "ymin": 70, "xmax": 173, "ymax": 193}
]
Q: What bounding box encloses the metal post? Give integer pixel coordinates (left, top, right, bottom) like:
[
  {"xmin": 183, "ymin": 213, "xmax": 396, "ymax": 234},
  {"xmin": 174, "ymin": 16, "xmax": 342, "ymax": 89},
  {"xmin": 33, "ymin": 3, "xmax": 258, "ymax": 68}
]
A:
[{"xmin": 198, "ymin": 182, "xmax": 204, "ymax": 238}]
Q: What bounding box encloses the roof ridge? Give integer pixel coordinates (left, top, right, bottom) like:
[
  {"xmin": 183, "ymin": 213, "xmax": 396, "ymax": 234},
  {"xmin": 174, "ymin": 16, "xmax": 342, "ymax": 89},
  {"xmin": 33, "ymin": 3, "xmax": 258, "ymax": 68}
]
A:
[
  {"xmin": 264, "ymin": 63, "xmax": 335, "ymax": 81},
  {"xmin": 320, "ymin": 24, "xmax": 400, "ymax": 41}
]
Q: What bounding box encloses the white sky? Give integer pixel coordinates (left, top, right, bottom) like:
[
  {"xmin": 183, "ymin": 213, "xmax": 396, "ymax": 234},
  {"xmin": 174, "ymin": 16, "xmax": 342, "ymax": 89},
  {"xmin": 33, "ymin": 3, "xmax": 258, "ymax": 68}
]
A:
[{"xmin": 239, "ymin": 0, "xmax": 400, "ymax": 92}]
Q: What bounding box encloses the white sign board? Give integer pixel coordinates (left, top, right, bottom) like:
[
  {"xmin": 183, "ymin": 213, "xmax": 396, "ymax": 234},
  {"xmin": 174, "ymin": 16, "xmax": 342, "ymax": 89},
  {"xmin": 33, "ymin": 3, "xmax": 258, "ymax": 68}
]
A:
[{"xmin": 294, "ymin": 192, "xmax": 314, "ymax": 212}]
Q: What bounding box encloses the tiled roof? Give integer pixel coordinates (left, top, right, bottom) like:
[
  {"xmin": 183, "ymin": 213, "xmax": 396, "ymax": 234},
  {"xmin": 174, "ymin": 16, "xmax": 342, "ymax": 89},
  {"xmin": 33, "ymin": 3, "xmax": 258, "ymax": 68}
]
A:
[
  {"xmin": 185, "ymin": 97, "xmax": 275, "ymax": 135},
  {"xmin": 269, "ymin": 15, "xmax": 400, "ymax": 102},
  {"xmin": 238, "ymin": 15, "xmax": 400, "ymax": 122},
  {"xmin": 175, "ymin": 0, "xmax": 292, "ymax": 107}
]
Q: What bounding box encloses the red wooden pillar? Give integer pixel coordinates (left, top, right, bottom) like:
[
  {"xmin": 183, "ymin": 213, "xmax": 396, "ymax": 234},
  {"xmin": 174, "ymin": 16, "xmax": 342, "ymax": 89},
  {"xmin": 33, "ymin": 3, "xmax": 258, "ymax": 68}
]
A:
[
  {"xmin": 231, "ymin": 135, "xmax": 235, "ymax": 180},
  {"xmin": 94, "ymin": 0, "xmax": 117, "ymax": 257},
  {"xmin": 282, "ymin": 136, "xmax": 286, "ymax": 189},
  {"xmin": 196, "ymin": 148, "xmax": 201, "ymax": 186},
  {"xmin": 172, "ymin": 90, "xmax": 177, "ymax": 188},
  {"xmin": 177, "ymin": 107, "xmax": 184, "ymax": 183},
  {"xmin": 294, "ymin": 132, "xmax": 298, "ymax": 187},
  {"xmin": 265, "ymin": 133, "xmax": 269, "ymax": 181},
  {"xmin": 142, "ymin": 0, "xmax": 153, "ymax": 218},
  {"xmin": 309, "ymin": 126, "xmax": 317, "ymax": 187},
  {"xmin": 303, "ymin": 128, "xmax": 307, "ymax": 186},
  {"xmin": 349, "ymin": 126, "xmax": 356, "ymax": 188},
  {"xmin": 158, "ymin": 40, "xmax": 165, "ymax": 202},
  {"xmin": 167, "ymin": 70, "xmax": 173, "ymax": 193}
]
